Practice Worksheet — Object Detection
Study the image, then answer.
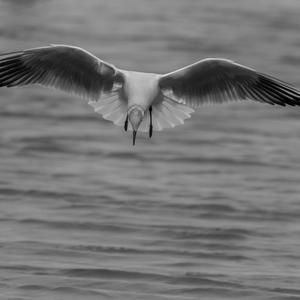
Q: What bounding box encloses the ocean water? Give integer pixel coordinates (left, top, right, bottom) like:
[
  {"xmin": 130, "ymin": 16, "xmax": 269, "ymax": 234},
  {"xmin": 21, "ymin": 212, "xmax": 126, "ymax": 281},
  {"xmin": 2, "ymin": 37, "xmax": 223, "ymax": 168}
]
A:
[{"xmin": 0, "ymin": 0, "xmax": 300, "ymax": 299}]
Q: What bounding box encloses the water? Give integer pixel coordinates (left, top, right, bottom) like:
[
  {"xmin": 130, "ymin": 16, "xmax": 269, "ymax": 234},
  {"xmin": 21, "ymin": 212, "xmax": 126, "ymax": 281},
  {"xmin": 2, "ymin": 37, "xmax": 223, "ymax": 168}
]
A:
[{"xmin": 0, "ymin": 0, "xmax": 300, "ymax": 299}]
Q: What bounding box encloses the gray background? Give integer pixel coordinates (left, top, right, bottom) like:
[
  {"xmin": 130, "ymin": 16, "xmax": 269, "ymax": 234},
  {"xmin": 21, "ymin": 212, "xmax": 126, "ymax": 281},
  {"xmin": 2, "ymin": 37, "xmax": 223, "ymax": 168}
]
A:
[{"xmin": 0, "ymin": 0, "xmax": 300, "ymax": 299}]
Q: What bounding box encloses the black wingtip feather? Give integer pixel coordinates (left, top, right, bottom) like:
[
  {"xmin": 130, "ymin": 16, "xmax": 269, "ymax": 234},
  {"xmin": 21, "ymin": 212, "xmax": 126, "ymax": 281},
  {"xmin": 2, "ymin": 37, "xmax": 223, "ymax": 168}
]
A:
[
  {"xmin": 257, "ymin": 74, "xmax": 300, "ymax": 107},
  {"xmin": 259, "ymin": 74, "xmax": 300, "ymax": 96},
  {"xmin": 258, "ymin": 83, "xmax": 292, "ymax": 106}
]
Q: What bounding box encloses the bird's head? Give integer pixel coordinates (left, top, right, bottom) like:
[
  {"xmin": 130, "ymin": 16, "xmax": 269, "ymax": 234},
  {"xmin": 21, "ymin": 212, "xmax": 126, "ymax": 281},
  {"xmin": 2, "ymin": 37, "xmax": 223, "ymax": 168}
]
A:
[{"xmin": 128, "ymin": 105, "xmax": 144, "ymax": 145}]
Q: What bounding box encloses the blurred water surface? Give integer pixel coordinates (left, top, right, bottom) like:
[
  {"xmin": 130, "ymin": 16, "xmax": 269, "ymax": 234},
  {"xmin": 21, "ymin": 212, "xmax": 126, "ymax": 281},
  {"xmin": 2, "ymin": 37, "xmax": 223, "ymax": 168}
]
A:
[{"xmin": 0, "ymin": 0, "xmax": 300, "ymax": 299}]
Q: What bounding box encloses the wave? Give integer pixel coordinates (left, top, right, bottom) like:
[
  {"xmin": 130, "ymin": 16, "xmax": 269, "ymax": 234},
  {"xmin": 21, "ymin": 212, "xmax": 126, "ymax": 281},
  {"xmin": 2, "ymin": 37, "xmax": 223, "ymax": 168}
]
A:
[{"xmin": 17, "ymin": 284, "xmax": 111, "ymax": 297}]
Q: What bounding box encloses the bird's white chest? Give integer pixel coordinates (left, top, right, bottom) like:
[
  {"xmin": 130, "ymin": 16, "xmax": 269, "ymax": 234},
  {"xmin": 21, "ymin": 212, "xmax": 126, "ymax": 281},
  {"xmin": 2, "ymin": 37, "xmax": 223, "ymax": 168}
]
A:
[{"xmin": 122, "ymin": 71, "xmax": 161, "ymax": 109}]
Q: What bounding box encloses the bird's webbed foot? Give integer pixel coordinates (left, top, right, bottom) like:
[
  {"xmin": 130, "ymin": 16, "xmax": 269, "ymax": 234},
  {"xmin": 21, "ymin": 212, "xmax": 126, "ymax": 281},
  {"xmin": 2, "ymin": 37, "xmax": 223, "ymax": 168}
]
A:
[
  {"xmin": 124, "ymin": 115, "xmax": 128, "ymax": 131},
  {"xmin": 149, "ymin": 106, "xmax": 153, "ymax": 138}
]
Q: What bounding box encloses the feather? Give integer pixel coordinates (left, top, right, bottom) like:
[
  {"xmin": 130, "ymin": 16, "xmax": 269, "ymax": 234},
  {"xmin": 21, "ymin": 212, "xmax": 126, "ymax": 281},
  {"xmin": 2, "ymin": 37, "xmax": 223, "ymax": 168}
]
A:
[
  {"xmin": 88, "ymin": 91, "xmax": 127, "ymax": 126},
  {"xmin": 159, "ymin": 58, "xmax": 300, "ymax": 107},
  {"xmin": 0, "ymin": 44, "xmax": 123, "ymax": 102}
]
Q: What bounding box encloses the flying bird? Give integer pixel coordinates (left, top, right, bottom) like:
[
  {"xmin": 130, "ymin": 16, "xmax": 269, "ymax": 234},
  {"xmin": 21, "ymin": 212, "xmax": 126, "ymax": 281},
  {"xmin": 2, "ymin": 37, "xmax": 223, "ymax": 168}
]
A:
[{"xmin": 1, "ymin": 44, "xmax": 300, "ymax": 145}]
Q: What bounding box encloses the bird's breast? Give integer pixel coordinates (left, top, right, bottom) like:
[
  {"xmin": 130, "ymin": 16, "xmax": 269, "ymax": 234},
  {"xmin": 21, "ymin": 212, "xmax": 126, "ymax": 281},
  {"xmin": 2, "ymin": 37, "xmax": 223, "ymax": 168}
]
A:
[{"xmin": 123, "ymin": 71, "xmax": 161, "ymax": 109}]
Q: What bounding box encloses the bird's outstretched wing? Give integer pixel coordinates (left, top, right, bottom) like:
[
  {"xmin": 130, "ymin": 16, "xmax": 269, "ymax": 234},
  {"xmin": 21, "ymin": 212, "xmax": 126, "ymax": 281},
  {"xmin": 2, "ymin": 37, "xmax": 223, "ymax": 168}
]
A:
[
  {"xmin": 0, "ymin": 44, "xmax": 128, "ymax": 125},
  {"xmin": 0, "ymin": 44, "xmax": 123, "ymax": 100},
  {"xmin": 158, "ymin": 58, "xmax": 300, "ymax": 108}
]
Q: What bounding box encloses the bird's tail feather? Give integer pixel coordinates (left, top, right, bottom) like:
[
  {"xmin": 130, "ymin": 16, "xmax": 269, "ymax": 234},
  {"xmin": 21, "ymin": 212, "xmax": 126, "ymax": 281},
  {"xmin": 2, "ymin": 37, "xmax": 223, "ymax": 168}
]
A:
[
  {"xmin": 127, "ymin": 97, "xmax": 194, "ymax": 132},
  {"xmin": 89, "ymin": 93, "xmax": 194, "ymax": 132},
  {"xmin": 151, "ymin": 97, "xmax": 194, "ymax": 131},
  {"xmin": 88, "ymin": 91, "xmax": 127, "ymax": 126}
]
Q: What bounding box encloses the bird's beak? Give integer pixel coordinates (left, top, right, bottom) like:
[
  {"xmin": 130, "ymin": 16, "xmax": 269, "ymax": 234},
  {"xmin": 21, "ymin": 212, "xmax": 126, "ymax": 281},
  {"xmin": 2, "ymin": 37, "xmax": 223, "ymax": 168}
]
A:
[
  {"xmin": 128, "ymin": 107, "xmax": 144, "ymax": 146},
  {"xmin": 133, "ymin": 130, "xmax": 137, "ymax": 146}
]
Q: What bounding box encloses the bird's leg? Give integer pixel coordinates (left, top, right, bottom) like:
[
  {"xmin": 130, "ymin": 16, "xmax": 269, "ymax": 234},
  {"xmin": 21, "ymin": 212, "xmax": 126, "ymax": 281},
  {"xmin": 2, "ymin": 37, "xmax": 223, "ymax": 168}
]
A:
[
  {"xmin": 149, "ymin": 106, "xmax": 153, "ymax": 138},
  {"xmin": 124, "ymin": 115, "xmax": 128, "ymax": 131}
]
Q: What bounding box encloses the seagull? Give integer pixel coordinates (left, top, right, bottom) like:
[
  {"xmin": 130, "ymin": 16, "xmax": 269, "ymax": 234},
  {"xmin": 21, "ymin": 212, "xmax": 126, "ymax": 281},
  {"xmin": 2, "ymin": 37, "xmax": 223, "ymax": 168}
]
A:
[{"xmin": 1, "ymin": 44, "xmax": 300, "ymax": 145}]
